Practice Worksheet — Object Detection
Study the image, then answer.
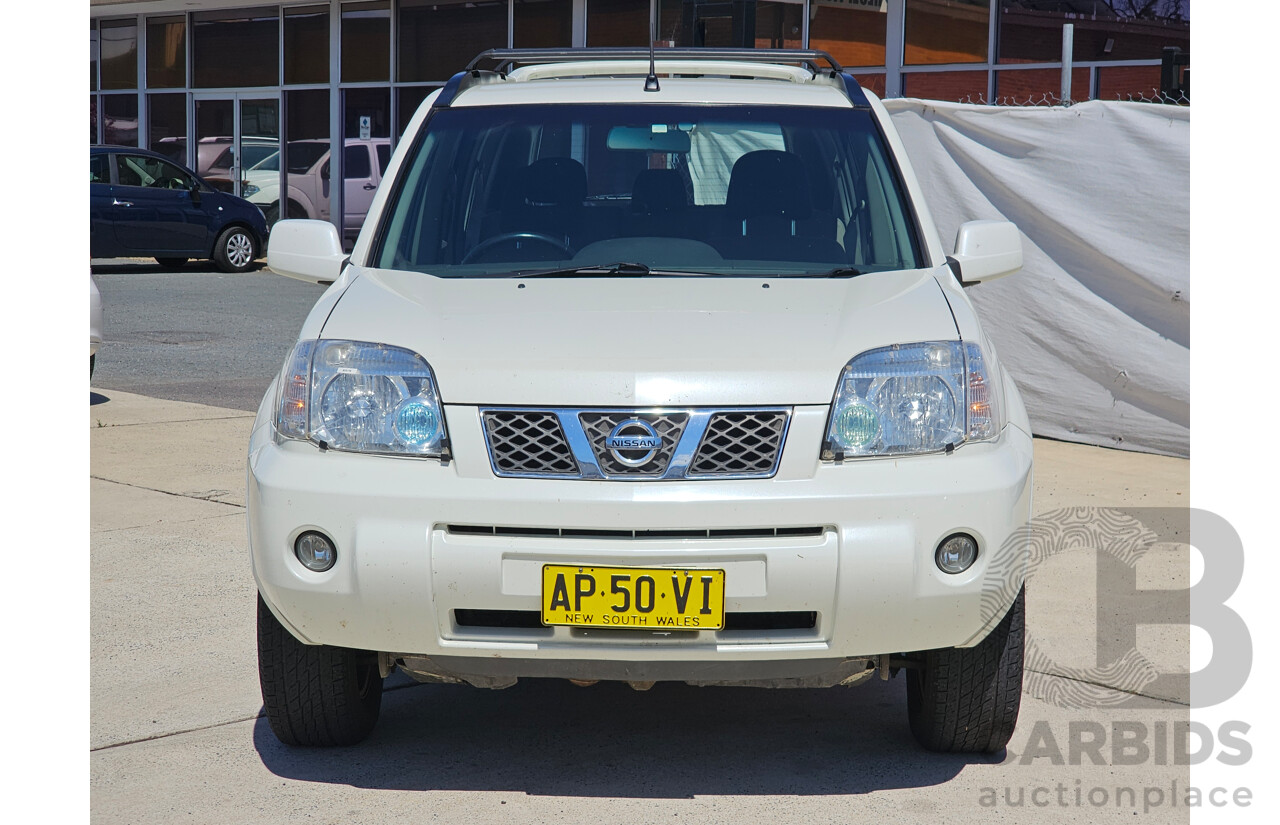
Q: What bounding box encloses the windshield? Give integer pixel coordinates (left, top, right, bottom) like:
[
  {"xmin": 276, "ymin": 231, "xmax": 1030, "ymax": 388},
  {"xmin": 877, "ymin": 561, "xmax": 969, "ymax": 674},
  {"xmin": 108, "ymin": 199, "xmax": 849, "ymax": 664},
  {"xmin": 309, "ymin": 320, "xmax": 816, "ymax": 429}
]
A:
[{"xmin": 374, "ymin": 104, "xmax": 921, "ymax": 277}]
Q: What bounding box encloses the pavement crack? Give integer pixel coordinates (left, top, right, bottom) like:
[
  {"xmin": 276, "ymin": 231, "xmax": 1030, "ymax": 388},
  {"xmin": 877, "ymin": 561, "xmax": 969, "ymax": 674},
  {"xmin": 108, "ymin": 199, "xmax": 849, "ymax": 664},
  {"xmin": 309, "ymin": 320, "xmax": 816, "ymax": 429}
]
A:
[
  {"xmin": 1027, "ymin": 666, "xmax": 1190, "ymax": 706},
  {"xmin": 90, "ymin": 475, "xmax": 245, "ymax": 509},
  {"xmin": 92, "ymin": 713, "xmax": 266, "ymax": 752},
  {"xmin": 91, "ymin": 683, "xmax": 425, "ymax": 752},
  {"xmin": 92, "ymin": 414, "xmax": 255, "ymax": 428}
]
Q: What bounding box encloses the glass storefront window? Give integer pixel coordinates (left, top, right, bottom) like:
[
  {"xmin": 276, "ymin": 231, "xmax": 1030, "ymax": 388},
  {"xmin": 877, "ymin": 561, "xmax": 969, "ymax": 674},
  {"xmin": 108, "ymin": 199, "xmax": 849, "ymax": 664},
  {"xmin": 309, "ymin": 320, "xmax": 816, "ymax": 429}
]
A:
[
  {"xmin": 587, "ymin": 0, "xmax": 648, "ymax": 47},
  {"xmin": 399, "ymin": 0, "xmax": 507, "ymax": 83},
  {"xmin": 397, "ymin": 86, "xmax": 436, "ymax": 137},
  {"xmin": 342, "ymin": 1, "xmax": 390, "ymax": 83},
  {"xmin": 103, "ymin": 94, "xmax": 139, "ymax": 146},
  {"xmin": 281, "ymin": 89, "xmax": 331, "ymax": 222},
  {"xmin": 344, "ymin": 88, "xmax": 391, "ymax": 139},
  {"xmin": 657, "ymin": 0, "xmax": 681, "ymax": 46},
  {"xmin": 905, "ymin": 0, "xmax": 989, "ymax": 66},
  {"xmin": 654, "ymin": 0, "xmax": 792, "ymax": 48},
  {"xmin": 90, "ymin": 96, "xmax": 99, "ymax": 144},
  {"xmin": 852, "ymin": 73, "xmax": 887, "ymax": 98},
  {"xmin": 193, "ymin": 8, "xmax": 279, "ymax": 88},
  {"xmin": 148, "ymin": 94, "xmax": 187, "ymax": 161},
  {"xmin": 100, "ymin": 19, "xmax": 138, "ymax": 91},
  {"xmin": 998, "ymin": 0, "xmax": 1190, "ymax": 64},
  {"xmin": 285, "ymin": 5, "xmax": 330, "ymax": 85},
  {"xmin": 91, "ymin": 24, "xmax": 99, "ymax": 91},
  {"xmin": 809, "ymin": 1, "xmax": 887, "ymax": 69},
  {"xmin": 147, "ymin": 16, "xmax": 186, "ymax": 89},
  {"xmin": 514, "ymin": 0, "xmax": 573, "ymax": 48},
  {"xmin": 194, "ymin": 99, "xmax": 235, "ymax": 186},
  {"xmin": 755, "ymin": 1, "xmax": 803, "ymax": 50},
  {"xmin": 902, "ymin": 69, "xmax": 987, "ymax": 102}
]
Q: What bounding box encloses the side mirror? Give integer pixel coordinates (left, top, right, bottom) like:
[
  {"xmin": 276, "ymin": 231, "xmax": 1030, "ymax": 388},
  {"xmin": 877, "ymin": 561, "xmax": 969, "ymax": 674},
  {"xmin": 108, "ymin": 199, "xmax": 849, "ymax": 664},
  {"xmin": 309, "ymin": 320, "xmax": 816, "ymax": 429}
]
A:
[
  {"xmin": 320, "ymin": 162, "xmax": 330, "ymax": 181},
  {"xmin": 947, "ymin": 220, "xmax": 1022, "ymax": 286},
  {"xmin": 268, "ymin": 220, "xmax": 345, "ymax": 284}
]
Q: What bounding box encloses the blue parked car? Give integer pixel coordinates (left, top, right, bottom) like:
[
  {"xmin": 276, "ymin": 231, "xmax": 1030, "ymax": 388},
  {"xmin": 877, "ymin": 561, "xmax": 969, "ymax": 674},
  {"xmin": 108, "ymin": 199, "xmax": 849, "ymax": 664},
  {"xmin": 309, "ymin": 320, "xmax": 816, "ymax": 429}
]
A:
[{"xmin": 90, "ymin": 145, "xmax": 270, "ymax": 272}]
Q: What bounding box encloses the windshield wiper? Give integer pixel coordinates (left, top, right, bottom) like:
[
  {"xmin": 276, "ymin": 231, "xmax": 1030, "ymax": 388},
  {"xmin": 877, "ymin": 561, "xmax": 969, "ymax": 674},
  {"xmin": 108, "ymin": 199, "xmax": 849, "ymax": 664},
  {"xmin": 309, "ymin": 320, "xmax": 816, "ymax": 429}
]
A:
[
  {"xmin": 788, "ymin": 267, "xmax": 864, "ymax": 279},
  {"xmin": 504, "ymin": 261, "xmax": 652, "ymax": 278}
]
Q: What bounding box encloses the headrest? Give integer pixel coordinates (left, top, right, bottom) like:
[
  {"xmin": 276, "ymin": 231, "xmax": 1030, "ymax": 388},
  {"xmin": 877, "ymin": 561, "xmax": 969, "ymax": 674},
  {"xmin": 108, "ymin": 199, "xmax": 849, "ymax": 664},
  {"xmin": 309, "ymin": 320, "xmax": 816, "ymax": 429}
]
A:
[
  {"xmin": 726, "ymin": 150, "xmax": 812, "ymax": 220},
  {"xmin": 518, "ymin": 157, "xmax": 587, "ymax": 207}
]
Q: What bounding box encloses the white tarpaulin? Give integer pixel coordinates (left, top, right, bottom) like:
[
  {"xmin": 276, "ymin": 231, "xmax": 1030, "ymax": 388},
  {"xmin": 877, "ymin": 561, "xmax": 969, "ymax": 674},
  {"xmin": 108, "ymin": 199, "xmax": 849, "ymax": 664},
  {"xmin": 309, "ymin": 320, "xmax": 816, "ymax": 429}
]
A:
[{"xmin": 883, "ymin": 98, "xmax": 1189, "ymax": 456}]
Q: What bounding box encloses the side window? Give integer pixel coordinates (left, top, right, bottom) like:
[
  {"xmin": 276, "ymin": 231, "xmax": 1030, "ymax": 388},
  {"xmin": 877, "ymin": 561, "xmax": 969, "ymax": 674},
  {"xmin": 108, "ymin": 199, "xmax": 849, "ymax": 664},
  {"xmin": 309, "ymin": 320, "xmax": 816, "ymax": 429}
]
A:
[
  {"xmin": 90, "ymin": 155, "xmax": 110, "ymax": 184},
  {"xmin": 376, "ymin": 144, "xmax": 391, "ymax": 175},
  {"xmin": 210, "ymin": 147, "xmax": 234, "ymax": 170},
  {"xmin": 115, "ymin": 155, "xmax": 149, "ymax": 187},
  {"xmin": 344, "ymin": 145, "xmax": 371, "ymax": 180},
  {"xmin": 115, "ymin": 155, "xmax": 193, "ymax": 189}
]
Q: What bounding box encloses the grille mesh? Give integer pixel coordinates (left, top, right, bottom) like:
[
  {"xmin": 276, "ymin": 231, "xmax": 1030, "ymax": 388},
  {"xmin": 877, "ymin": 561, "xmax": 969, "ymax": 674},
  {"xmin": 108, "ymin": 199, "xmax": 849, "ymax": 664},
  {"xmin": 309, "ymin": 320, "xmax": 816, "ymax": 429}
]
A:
[
  {"xmin": 579, "ymin": 412, "xmax": 688, "ymax": 476},
  {"xmin": 482, "ymin": 411, "xmax": 577, "ymax": 476},
  {"xmin": 689, "ymin": 412, "xmax": 788, "ymax": 476}
]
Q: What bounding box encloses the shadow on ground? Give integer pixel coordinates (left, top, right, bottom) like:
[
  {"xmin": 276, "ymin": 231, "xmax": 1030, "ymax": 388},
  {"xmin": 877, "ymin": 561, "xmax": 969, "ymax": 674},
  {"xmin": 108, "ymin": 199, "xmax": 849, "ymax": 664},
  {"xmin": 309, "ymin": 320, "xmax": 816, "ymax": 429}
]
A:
[
  {"xmin": 91, "ymin": 260, "xmax": 265, "ymax": 275},
  {"xmin": 91, "ymin": 391, "xmax": 110, "ymax": 406},
  {"xmin": 255, "ymin": 676, "xmax": 991, "ymax": 796}
]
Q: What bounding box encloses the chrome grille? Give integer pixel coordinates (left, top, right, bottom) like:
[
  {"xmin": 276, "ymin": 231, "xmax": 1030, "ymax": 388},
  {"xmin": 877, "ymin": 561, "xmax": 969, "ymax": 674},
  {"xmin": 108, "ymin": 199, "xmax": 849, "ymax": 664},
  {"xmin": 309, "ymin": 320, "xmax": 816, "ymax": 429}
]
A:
[
  {"xmin": 480, "ymin": 407, "xmax": 790, "ymax": 481},
  {"xmin": 690, "ymin": 412, "xmax": 789, "ymax": 477},
  {"xmin": 481, "ymin": 411, "xmax": 577, "ymax": 476},
  {"xmin": 579, "ymin": 412, "xmax": 688, "ymax": 476}
]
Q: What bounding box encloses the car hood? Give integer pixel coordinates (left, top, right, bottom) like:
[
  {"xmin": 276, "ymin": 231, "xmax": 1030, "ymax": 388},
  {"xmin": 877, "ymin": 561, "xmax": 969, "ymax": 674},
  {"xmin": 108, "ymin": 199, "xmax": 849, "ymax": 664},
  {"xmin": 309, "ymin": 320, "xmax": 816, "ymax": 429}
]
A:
[{"xmin": 320, "ymin": 266, "xmax": 959, "ymax": 406}]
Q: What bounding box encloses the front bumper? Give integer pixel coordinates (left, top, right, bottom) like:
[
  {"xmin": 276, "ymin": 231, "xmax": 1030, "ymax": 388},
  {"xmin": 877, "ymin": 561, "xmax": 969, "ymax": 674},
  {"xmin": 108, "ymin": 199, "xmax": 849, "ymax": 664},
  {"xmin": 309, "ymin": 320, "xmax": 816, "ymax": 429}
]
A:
[{"xmin": 248, "ymin": 403, "xmax": 1033, "ymax": 679}]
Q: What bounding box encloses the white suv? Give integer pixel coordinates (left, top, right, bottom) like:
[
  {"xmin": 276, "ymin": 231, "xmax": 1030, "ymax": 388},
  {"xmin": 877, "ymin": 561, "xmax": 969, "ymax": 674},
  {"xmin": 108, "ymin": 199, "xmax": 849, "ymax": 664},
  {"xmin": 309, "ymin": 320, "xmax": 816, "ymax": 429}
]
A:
[{"xmin": 253, "ymin": 48, "xmax": 1031, "ymax": 753}]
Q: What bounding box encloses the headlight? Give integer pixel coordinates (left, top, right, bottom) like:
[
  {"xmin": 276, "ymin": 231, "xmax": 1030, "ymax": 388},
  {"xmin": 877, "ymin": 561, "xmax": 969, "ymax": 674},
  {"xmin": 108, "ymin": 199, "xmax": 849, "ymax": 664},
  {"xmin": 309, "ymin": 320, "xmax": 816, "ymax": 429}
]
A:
[
  {"xmin": 823, "ymin": 341, "xmax": 1002, "ymax": 459},
  {"xmin": 242, "ymin": 183, "xmax": 260, "ymax": 197},
  {"xmin": 274, "ymin": 339, "xmax": 448, "ymax": 458}
]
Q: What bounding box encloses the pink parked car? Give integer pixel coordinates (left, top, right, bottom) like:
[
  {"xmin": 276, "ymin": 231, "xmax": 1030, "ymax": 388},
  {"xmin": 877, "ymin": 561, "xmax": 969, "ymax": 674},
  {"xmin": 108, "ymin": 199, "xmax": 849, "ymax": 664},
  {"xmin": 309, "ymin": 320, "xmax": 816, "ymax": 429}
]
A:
[{"xmin": 244, "ymin": 138, "xmax": 390, "ymax": 238}]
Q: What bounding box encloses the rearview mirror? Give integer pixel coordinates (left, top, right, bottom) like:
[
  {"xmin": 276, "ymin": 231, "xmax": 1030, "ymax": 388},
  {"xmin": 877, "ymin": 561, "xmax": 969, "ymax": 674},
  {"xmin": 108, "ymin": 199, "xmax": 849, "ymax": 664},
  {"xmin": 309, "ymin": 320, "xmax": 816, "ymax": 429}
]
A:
[
  {"xmin": 948, "ymin": 220, "xmax": 1022, "ymax": 286},
  {"xmin": 268, "ymin": 220, "xmax": 345, "ymax": 284},
  {"xmin": 607, "ymin": 126, "xmax": 691, "ymax": 153}
]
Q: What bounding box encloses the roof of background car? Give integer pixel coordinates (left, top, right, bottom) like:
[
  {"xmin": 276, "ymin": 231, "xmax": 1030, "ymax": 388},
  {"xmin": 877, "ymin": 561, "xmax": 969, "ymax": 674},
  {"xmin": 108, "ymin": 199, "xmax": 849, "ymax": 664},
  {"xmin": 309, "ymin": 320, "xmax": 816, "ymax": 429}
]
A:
[
  {"xmin": 451, "ymin": 74, "xmax": 857, "ymax": 109},
  {"xmin": 92, "ymin": 144, "xmax": 185, "ymax": 155}
]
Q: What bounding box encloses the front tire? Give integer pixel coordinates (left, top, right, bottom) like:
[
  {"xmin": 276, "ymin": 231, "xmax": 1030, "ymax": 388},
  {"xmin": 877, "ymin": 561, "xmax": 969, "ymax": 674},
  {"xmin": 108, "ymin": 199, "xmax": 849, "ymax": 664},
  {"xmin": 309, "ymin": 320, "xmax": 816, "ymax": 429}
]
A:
[
  {"xmin": 212, "ymin": 226, "xmax": 257, "ymax": 273},
  {"xmin": 906, "ymin": 586, "xmax": 1024, "ymax": 753},
  {"xmin": 257, "ymin": 594, "xmax": 383, "ymax": 746}
]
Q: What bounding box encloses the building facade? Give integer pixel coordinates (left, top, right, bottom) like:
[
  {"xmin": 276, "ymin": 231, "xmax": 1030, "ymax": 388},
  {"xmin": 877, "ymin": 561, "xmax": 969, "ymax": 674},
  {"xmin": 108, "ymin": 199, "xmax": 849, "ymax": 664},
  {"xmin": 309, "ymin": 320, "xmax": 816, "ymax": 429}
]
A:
[{"xmin": 90, "ymin": 0, "xmax": 1189, "ymax": 237}]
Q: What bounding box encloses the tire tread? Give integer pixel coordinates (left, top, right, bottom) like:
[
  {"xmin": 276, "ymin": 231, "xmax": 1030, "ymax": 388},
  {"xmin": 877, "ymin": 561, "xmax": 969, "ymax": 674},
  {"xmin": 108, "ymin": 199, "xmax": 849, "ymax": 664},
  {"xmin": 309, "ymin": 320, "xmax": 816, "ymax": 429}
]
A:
[
  {"xmin": 907, "ymin": 586, "xmax": 1024, "ymax": 753},
  {"xmin": 257, "ymin": 595, "xmax": 382, "ymax": 746}
]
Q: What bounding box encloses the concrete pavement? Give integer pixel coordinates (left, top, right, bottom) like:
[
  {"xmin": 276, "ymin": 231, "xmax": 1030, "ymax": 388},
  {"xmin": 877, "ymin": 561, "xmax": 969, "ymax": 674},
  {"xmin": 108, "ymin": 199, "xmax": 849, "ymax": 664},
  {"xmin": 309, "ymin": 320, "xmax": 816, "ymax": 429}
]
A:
[{"xmin": 90, "ymin": 388, "xmax": 1194, "ymax": 824}]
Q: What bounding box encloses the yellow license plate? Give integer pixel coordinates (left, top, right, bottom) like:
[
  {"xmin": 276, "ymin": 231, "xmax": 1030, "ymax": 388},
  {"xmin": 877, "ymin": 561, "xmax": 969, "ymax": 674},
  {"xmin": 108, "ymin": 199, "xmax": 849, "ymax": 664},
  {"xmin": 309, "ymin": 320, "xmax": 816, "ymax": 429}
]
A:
[{"xmin": 541, "ymin": 565, "xmax": 726, "ymax": 630}]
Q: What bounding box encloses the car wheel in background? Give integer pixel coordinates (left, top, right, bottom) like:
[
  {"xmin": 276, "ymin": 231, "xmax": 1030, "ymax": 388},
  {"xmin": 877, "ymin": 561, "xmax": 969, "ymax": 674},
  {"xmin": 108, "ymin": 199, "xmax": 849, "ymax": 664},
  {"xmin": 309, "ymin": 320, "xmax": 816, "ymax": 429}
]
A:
[
  {"xmin": 212, "ymin": 226, "xmax": 257, "ymax": 273},
  {"xmin": 257, "ymin": 594, "xmax": 383, "ymax": 746},
  {"xmin": 906, "ymin": 586, "xmax": 1025, "ymax": 753},
  {"xmin": 155, "ymin": 257, "xmax": 188, "ymax": 269},
  {"xmin": 90, "ymin": 353, "xmax": 96, "ymax": 377},
  {"xmin": 265, "ymin": 200, "xmax": 308, "ymax": 229}
]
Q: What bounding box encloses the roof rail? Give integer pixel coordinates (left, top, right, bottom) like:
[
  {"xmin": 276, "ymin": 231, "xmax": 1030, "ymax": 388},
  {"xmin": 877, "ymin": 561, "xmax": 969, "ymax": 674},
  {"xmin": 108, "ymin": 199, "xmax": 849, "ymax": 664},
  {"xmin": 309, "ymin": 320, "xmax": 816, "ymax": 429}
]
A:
[
  {"xmin": 432, "ymin": 48, "xmax": 869, "ymax": 110},
  {"xmin": 467, "ymin": 47, "xmax": 845, "ymax": 75}
]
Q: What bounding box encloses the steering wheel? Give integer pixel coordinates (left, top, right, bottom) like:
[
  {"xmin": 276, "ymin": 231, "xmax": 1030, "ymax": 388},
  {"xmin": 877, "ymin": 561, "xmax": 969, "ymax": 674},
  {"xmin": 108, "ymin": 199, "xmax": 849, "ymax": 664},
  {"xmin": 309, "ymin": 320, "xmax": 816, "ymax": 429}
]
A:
[{"xmin": 461, "ymin": 232, "xmax": 572, "ymax": 265}]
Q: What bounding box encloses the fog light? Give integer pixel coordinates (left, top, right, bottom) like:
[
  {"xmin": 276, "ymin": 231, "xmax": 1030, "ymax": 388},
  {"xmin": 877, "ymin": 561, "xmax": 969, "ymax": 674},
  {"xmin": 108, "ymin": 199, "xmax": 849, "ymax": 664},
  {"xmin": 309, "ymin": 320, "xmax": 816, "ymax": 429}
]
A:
[
  {"xmin": 935, "ymin": 533, "xmax": 978, "ymax": 574},
  {"xmin": 295, "ymin": 531, "xmax": 336, "ymax": 572}
]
